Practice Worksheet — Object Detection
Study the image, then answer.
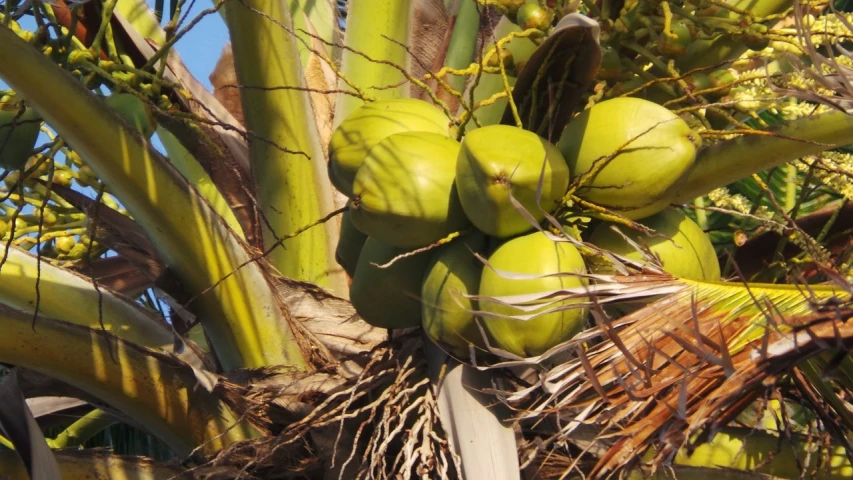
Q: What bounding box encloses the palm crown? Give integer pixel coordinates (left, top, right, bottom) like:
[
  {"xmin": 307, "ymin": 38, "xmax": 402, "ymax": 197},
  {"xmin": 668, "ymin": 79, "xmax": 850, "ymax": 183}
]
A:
[{"xmin": 0, "ymin": 0, "xmax": 853, "ymax": 478}]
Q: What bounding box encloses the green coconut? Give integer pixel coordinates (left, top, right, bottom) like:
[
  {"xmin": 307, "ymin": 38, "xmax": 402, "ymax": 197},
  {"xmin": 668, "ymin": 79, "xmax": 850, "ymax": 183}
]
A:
[
  {"xmin": 656, "ymin": 20, "xmax": 693, "ymax": 57},
  {"xmin": 335, "ymin": 211, "xmax": 368, "ymax": 278},
  {"xmin": 0, "ymin": 98, "xmax": 41, "ymax": 170},
  {"xmin": 480, "ymin": 231, "xmax": 588, "ymax": 357},
  {"xmin": 557, "ymin": 97, "xmax": 700, "ymax": 220},
  {"xmin": 672, "ymin": 427, "xmax": 852, "ymax": 479},
  {"xmin": 456, "ymin": 125, "xmax": 569, "ymax": 238},
  {"xmin": 421, "ymin": 235, "xmax": 487, "ymax": 357},
  {"xmin": 350, "ymin": 131, "xmax": 470, "ymax": 248},
  {"xmin": 515, "ymin": 3, "xmax": 553, "ymax": 31},
  {"xmin": 588, "ymin": 209, "xmax": 720, "ymax": 281},
  {"xmin": 105, "ymin": 93, "xmax": 157, "ymax": 139},
  {"xmin": 329, "ymin": 99, "xmax": 451, "ymax": 197},
  {"xmin": 350, "ymin": 237, "xmax": 433, "ymax": 329}
]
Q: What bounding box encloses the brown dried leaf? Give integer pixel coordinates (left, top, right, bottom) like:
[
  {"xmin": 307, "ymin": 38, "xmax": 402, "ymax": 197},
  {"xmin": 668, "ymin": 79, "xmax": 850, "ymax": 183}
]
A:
[
  {"xmin": 210, "ymin": 44, "xmax": 244, "ymax": 127},
  {"xmin": 501, "ymin": 13, "xmax": 602, "ymax": 142}
]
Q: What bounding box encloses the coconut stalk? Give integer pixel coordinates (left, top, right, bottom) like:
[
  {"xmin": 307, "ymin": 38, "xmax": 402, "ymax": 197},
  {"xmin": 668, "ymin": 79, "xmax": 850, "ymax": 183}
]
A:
[
  {"xmin": 224, "ymin": 0, "xmax": 346, "ymax": 294},
  {"xmin": 675, "ymin": 0, "xmax": 793, "ymax": 72},
  {"xmin": 335, "ymin": 2, "xmax": 521, "ymax": 476},
  {"xmin": 674, "ymin": 110, "xmax": 853, "ymax": 203},
  {"xmin": 0, "ymin": 24, "xmax": 308, "ymax": 371},
  {"xmin": 442, "ymin": 0, "xmax": 481, "ymax": 96},
  {"xmin": 0, "ymin": 308, "xmax": 260, "ymax": 456},
  {"xmin": 114, "ymin": 0, "xmax": 167, "ymax": 46},
  {"xmin": 109, "ymin": 2, "xmax": 260, "ymax": 243}
]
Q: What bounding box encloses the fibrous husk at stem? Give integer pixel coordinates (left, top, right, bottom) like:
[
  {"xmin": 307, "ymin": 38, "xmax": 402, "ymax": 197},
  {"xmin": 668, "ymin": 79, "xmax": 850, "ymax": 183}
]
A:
[
  {"xmin": 506, "ymin": 276, "xmax": 852, "ymax": 478},
  {"xmin": 210, "ymin": 44, "xmax": 245, "ymax": 126}
]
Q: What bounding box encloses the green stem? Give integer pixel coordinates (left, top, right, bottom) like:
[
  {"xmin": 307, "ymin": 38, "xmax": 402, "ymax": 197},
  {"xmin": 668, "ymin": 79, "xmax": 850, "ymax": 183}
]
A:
[
  {"xmin": 0, "ymin": 245, "xmax": 192, "ymax": 361},
  {"xmin": 156, "ymin": 126, "xmax": 245, "ymax": 240},
  {"xmin": 444, "ymin": 0, "xmax": 481, "ymax": 94},
  {"xmin": 674, "ymin": 111, "xmax": 853, "ymax": 203},
  {"xmin": 115, "ymin": 0, "xmax": 168, "ymax": 46},
  {"xmin": 333, "ymin": 0, "xmax": 414, "ymax": 125},
  {"xmin": 692, "ymin": 196, "xmax": 708, "ymax": 230},
  {"xmin": 51, "ymin": 409, "xmax": 117, "ymax": 449},
  {"xmin": 287, "ymin": 0, "xmax": 340, "ymax": 68},
  {"xmin": 225, "ymin": 0, "xmax": 346, "ymax": 295},
  {"xmin": 90, "ymin": 0, "xmax": 120, "ymax": 56},
  {"xmin": 785, "ymin": 163, "xmax": 797, "ymax": 212}
]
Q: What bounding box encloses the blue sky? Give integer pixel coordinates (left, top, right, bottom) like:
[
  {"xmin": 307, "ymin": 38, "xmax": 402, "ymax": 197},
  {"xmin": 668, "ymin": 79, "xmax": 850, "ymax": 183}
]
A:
[
  {"xmin": 4, "ymin": 1, "xmax": 229, "ymax": 92},
  {"xmin": 153, "ymin": 0, "xmax": 230, "ymax": 91}
]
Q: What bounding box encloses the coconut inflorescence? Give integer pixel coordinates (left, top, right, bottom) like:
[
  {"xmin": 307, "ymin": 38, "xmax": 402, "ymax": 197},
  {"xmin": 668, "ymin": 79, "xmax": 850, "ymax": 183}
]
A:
[{"xmin": 328, "ymin": 94, "xmax": 718, "ymax": 359}]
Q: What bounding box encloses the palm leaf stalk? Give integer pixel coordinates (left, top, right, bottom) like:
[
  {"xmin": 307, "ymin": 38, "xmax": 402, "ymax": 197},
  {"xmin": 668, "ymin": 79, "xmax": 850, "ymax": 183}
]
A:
[
  {"xmin": 675, "ymin": 110, "xmax": 853, "ymax": 203},
  {"xmin": 0, "ymin": 24, "xmax": 310, "ymax": 372},
  {"xmin": 50, "ymin": 409, "xmax": 117, "ymax": 449},
  {"xmin": 0, "ymin": 308, "xmax": 260, "ymax": 456},
  {"xmin": 0, "ymin": 449, "xmax": 189, "ymax": 479}
]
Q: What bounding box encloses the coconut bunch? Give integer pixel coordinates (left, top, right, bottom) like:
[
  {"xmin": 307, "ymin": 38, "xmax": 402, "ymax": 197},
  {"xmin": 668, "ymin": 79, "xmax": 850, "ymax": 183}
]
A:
[{"xmin": 329, "ymin": 92, "xmax": 721, "ymax": 359}]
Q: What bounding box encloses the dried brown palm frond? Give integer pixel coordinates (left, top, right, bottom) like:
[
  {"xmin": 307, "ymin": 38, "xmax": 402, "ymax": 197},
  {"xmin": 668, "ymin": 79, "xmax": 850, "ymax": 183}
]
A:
[{"xmin": 490, "ymin": 271, "xmax": 853, "ymax": 478}]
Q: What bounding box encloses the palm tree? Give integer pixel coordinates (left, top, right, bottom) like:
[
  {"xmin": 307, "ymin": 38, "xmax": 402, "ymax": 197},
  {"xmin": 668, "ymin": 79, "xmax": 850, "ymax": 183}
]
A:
[{"xmin": 1, "ymin": 0, "xmax": 853, "ymax": 478}]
